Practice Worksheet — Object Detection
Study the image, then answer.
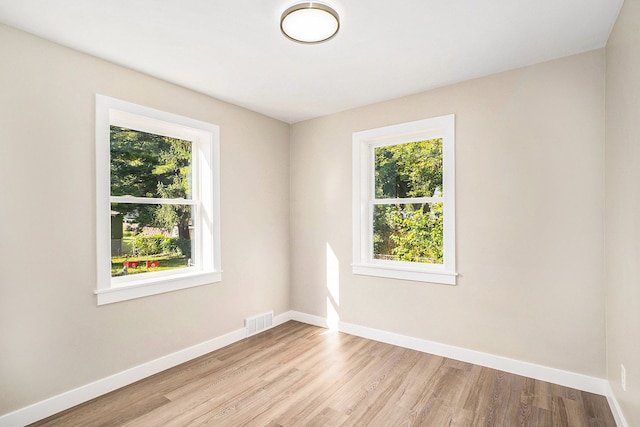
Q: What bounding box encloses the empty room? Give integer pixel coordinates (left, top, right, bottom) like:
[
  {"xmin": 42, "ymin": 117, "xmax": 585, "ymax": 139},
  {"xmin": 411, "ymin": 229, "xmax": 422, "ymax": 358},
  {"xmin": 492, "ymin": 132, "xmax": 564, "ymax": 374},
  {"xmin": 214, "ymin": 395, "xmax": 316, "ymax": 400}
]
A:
[{"xmin": 0, "ymin": 0, "xmax": 638, "ymax": 425}]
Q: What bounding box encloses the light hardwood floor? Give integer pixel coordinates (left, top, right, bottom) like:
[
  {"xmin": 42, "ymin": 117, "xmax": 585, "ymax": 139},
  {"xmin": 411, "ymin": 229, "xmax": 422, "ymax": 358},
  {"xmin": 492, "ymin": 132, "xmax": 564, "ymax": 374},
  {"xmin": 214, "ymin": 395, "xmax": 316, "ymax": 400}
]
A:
[{"xmin": 30, "ymin": 321, "xmax": 616, "ymax": 426}]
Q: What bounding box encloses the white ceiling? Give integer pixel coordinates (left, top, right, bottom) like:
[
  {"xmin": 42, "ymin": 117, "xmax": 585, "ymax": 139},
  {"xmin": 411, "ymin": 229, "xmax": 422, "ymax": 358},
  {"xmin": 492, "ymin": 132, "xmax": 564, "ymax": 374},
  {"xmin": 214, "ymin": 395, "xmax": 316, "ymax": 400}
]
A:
[{"xmin": 0, "ymin": 0, "xmax": 623, "ymax": 123}]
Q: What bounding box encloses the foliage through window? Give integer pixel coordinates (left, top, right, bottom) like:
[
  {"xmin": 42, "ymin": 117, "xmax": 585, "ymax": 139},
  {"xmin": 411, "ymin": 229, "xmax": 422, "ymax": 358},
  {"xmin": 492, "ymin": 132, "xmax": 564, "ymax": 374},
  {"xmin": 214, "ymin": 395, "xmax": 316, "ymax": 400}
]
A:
[
  {"xmin": 96, "ymin": 95, "xmax": 221, "ymax": 305},
  {"xmin": 373, "ymin": 139, "xmax": 443, "ymax": 264},
  {"xmin": 110, "ymin": 127, "xmax": 194, "ymax": 277},
  {"xmin": 352, "ymin": 115, "xmax": 456, "ymax": 284}
]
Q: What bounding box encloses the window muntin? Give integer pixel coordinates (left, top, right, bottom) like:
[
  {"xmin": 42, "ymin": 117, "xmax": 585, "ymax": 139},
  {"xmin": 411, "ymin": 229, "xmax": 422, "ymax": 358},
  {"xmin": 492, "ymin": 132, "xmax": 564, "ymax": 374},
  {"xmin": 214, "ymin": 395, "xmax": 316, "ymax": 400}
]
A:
[
  {"xmin": 96, "ymin": 95, "xmax": 221, "ymax": 304},
  {"xmin": 352, "ymin": 115, "xmax": 456, "ymax": 285}
]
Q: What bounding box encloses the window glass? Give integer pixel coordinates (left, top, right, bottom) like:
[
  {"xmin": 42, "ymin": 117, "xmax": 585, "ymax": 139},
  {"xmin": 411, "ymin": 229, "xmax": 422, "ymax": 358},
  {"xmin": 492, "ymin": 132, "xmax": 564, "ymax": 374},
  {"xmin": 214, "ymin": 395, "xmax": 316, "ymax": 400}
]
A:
[
  {"xmin": 373, "ymin": 138, "xmax": 444, "ymax": 265},
  {"xmin": 373, "ymin": 202, "xmax": 443, "ymax": 264},
  {"xmin": 110, "ymin": 203, "xmax": 195, "ymax": 277},
  {"xmin": 110, "ymin": 126, "xmax": 193, "ymax": 199},
  {"xmin": 109, "ymin": 126, "xmax": 196, "ymax": 278},
  {"xmin": 374, "ymin": 139, "xmax": 442, "ymax": 199}
]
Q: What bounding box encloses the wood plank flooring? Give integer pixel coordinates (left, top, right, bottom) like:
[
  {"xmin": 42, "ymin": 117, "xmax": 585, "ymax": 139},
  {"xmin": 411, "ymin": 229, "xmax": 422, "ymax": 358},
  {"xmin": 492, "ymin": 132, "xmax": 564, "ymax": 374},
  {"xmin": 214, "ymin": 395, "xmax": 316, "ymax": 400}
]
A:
[{"xmin": 30, "ymin": 321, "xmax": 616, "ymax": 426}]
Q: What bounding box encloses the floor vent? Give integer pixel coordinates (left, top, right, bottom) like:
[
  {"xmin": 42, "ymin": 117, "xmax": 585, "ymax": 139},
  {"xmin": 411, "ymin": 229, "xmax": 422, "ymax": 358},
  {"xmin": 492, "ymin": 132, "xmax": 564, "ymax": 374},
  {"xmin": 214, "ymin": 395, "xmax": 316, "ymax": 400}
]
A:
[{"xmin": 245, "ymin": 311, "xmax": 274, "ymax": 336}]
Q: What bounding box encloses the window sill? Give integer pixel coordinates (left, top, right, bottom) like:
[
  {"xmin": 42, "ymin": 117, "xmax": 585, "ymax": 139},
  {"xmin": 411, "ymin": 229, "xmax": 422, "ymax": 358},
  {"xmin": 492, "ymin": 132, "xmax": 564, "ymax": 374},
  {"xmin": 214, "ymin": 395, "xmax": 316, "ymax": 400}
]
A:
[
  {"xmin": 352, "ymin": 263, "xmax": 456, "ymax": 285},
  {"xmin": 95, "ymin": 270, "xmax": 222, "ymax": 305}
]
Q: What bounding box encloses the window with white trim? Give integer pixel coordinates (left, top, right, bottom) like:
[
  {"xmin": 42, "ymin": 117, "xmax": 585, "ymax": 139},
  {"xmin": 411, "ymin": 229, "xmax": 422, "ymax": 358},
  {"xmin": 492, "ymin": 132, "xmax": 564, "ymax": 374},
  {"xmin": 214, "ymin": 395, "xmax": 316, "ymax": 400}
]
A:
[
  {"xmin": 352, "ymin": 115, "xmax": 456, "ymax": 284},
  {"xmin": 95, "ymin": 95, "xmax": 221, "ymax": 305}
]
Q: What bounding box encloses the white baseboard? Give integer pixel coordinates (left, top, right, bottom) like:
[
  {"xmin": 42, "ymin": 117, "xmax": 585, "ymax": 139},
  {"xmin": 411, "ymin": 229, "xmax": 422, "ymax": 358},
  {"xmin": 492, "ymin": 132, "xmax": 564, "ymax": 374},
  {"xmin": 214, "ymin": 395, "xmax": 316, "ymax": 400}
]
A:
[
  {"xmin": 0, "ymin": 311, "xmax": 293, "ymax": 427},
  {"xmin": 1, "ymin": 310, "xmax": 619, "ymax": 426},
  {"xmin": 606, "ymin": 383, "xmax": 629, "ymax": 427},
  {"xmin": 289, "ymin": 310, "xmax": 330, "ymax": 328},
  {"xmin": 289, "ymin": 311, "xmax": 608, "ymax": 395},
  {"xmin": 272, "ymin": 311, "xmax": 293, "ymax": 327}
]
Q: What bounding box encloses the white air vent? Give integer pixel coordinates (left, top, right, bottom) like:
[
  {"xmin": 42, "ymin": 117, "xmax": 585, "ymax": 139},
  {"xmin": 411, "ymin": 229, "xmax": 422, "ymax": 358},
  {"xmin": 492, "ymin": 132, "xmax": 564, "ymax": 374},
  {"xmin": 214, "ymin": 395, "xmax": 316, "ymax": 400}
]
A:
[{"xmin": 245, "ymin": 311, "xmax": 274, "ymax": 336}]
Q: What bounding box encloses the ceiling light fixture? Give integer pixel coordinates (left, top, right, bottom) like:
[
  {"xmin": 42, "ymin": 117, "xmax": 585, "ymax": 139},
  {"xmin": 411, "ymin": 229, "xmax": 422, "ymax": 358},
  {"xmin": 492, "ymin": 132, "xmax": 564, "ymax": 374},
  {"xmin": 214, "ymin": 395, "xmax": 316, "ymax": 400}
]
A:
[{"xmin": 280, "ymin": 2, "xmax": 340, "ymax": 44}]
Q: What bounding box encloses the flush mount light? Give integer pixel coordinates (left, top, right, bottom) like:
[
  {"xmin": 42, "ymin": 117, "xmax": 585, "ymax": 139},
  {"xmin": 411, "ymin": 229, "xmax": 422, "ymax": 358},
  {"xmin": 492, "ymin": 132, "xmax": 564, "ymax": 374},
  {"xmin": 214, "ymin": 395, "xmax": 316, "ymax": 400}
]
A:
[{"xmin": 280, "ymin": 2, "xmax": 340, "ymax": 44}]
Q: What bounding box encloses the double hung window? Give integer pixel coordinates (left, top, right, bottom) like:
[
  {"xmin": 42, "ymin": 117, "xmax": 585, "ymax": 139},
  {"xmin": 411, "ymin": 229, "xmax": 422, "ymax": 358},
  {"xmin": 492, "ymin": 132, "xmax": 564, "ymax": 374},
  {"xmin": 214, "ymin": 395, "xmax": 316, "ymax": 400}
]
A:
[
  {"xmin": 352, "ymin": 115, "xmax": 456, "ymax": 284},
  {"xmin": 95, "ymin": 95, "xmax": 221, "ymax": 304}
]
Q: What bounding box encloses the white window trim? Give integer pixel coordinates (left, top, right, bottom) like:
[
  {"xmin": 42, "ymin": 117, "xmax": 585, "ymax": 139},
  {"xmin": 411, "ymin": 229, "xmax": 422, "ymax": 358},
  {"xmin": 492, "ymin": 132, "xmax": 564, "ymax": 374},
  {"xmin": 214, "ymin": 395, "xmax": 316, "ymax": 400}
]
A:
[
  {"xmin": 352, "ymin": 114, "xmax": 456, "ymax": 285},
  {"xmin": 95, "ymin": 95, "xmax": 222, "ymax": 305}
]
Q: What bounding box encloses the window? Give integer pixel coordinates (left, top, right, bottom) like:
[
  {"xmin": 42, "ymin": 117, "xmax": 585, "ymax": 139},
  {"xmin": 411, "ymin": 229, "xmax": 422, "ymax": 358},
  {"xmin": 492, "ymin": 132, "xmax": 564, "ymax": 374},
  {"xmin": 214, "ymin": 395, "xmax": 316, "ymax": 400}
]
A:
[
  {"xmin": 352, "ymin": 115, "xmax": 456, "ymax": 284},
  {"xmin": 95, "ymin": 95, "xmax": 221, "ymax": 304}
]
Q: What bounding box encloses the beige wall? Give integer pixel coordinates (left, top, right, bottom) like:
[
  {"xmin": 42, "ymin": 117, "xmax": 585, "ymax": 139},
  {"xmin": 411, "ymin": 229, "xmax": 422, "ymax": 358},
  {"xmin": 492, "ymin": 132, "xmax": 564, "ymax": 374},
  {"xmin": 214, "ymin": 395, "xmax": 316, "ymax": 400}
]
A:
[
  {"xmin": 290, "ymin": 50, "xmax": 606, "ymax": 377},
  {"xmin": 0, "ymin": 24, "xmax": 290, "ymax": 414},
  {"xmin": 606, "ymin": 0, "xmax": 640, "ymax": 424}
]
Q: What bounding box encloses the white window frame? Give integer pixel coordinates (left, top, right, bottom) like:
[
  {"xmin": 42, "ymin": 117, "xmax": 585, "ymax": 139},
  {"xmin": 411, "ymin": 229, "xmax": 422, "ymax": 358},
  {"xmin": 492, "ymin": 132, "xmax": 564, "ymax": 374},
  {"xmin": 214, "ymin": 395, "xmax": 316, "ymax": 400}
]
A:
[
  {"xmin": 352, "ymin": 114, "xmax": 456, "ymax": 285},
  {"xmin": 95, "ymin": 95, "xmax": 222, "ymax": 305}
]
